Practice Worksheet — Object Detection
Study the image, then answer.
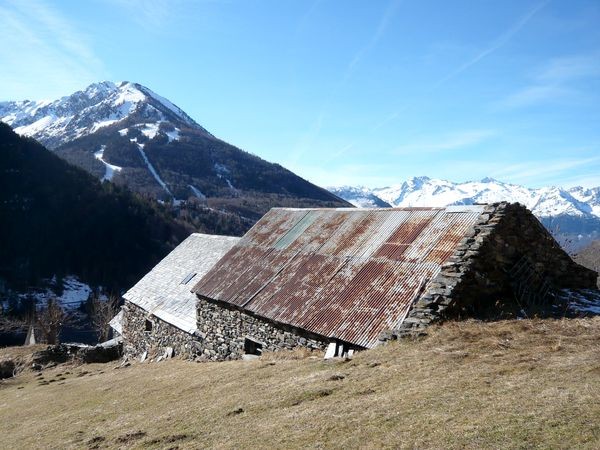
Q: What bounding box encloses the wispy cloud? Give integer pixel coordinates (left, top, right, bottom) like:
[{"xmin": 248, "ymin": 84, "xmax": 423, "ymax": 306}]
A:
[
  {"xmin": 498, "ymin": 84, "xmax": 574, "ymax": 109},
  {"xmin": 291, "ymin": 0, "xmax": 401, "ymax": 164},
  {"xmin": 106, "ymin": 0, "xmax": 178, "ymax": 30},
  {"xmin": 0, "ymin": 0, "xmax": 107, "ymax": 100},
  {"xmin": 394, "ymin": 129, "xmax": 496, "ymax": 154},
  {"xmin": 434, "ymin": 1, "xmax": 547, "ymax": 88},
  {"xmin": 496, "ymin": 53, "xmax": 600, "ymax": 109},
  {"xmin": 344, "ymin": 0, "xmax": 402, "ymax": 79},
  {"xmin": 373, "ymin": 2, "xmax": 546, "ymax": 131},
  {"xmin": 489, "ymin": 155, "xmax": 600, "ymax": 185}
]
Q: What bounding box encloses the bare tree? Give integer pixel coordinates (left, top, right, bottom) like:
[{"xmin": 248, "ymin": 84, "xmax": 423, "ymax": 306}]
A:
[
  {"xmin": 37, "ymin": 298, "xmax": 65, "ymax": 345},
  {"xmin": 89, "ymin": 294, "xmax": 120, "ymax": 342}
]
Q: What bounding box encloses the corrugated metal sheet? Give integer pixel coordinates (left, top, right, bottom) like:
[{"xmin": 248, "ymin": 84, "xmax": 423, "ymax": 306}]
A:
[
  {"xmin": 193, "ymin": 206, "xmax": 485, "ymax": 348},
  {"xmin": 123, "ymin": 233, "xmax": 240, "ymax": 333}
]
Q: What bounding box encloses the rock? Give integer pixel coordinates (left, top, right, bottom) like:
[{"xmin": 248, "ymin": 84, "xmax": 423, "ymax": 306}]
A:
[
  {"xmin": 77, "ymin": 342, "xmax": 122, "ymax": 363},
  {"xmin": 0, "ymin": 359, "xmax": 16, "ymax": 379},
  {"xmin": 32, "ymin": 345, "xmax": 70, "ymax": 366}
]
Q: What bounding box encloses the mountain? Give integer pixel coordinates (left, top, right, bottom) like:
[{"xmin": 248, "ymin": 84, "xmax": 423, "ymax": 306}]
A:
[
  {"xmin": 0, "ymin": 123, "xmax": 189, "ymax": 291},
  {"xmin": 330, "ymin": 176, "xmax": 600, "ymax": 251},
  {"xmin": 0, "ymin": 81, "xmax": 348, "ymax": 228}
]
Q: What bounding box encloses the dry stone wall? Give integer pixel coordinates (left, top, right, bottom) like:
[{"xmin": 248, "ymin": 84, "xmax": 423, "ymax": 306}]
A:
[
  {"xmin": 196, "ymin": 298, "xmax": 328, "ymax": 361},
  {"xmin": 122, "ymin": 302, "xmax": 199, "ymax": 359},
  {"xmin": 396, "ymin": 202, "xmax": 598, "ymax": 337}
]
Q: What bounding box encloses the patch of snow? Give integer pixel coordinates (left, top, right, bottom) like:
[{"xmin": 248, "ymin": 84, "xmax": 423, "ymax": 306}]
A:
[
  {"xmin": 139, "ymin": 85, "xmax": 196, "ymax": 126},
  {"xmin": 139, "ymin": 123, "xmax": 160, "ymax": 140},
  {"xmin": 165, "ymin": 127, "xmax": 180, "ymax": 142},
  {"xmin": 59, "ymin": 276, "xmax": 93, "ymax": 307},
  {"xmin": 113, "ymin": 82, "xmax": 146, "ymax": 107},
  {"xmin": 118, "ymin": 128, "xmax": 128, "ymax": 136},
  {"xmin": 558, "ymin": 289, "xmax": 600, "ymax": 315},
  {"xmin": 14, "ymin": 114, "xmax": 56, "ymax": 135},
  {"xmin": 189, "ymin": 185, "xmax": 206, "ymax": 199},
  {"xmin": 136, "ymin": 142, "xmax": 174, "ymax": 197},
  {"xmin": 94, "ymin": 145, "xmax": 122, "ymax": 181},
  {"xmin": 18, "ymin": 276, "xmax": 93, "ymax": 310},
  {"xmin": 214, "ymin": 162, "xmax": 230, "ymax": 174},
  {"xmin": 90, "ymin": 118, "xmax": 119, "ymax": 133},
  {"xmin": 214, "ymin": 162, "xmax": 237, "ymax": 192}
]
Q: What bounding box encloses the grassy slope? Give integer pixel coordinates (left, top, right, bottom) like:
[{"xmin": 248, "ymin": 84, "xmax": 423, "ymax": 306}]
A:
[{"xmin": 1, "ymin": 319, "xmax": 599, "ymax": 449}]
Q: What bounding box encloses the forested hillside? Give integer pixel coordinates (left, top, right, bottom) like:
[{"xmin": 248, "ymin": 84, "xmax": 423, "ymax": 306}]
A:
[{"xmin": 0, "ymin": 123, "xmax": 190, "ymax": 290}]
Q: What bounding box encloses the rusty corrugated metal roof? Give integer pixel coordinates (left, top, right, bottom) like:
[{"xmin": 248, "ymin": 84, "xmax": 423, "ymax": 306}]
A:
[{"xmin": 193, "ymin": 206, "xmax": 485, "ymax": 348}]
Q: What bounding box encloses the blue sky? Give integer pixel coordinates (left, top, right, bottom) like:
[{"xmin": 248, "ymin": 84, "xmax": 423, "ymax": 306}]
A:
[{"xmin": 1, "ymin": 0, "xmax": 599, "ymax": 189}]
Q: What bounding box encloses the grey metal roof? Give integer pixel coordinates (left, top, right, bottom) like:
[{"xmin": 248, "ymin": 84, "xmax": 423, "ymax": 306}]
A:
[
  {"xmin": 123, "ymin": 233, "xmax": 240, "ymax": 333},
  {"xmin": 193, "ymin": 206, "xmax": 486, "ymax": 348},
  {"xmin": 109, "ymin": 309, "xmax": 123, "ymax": 335}
]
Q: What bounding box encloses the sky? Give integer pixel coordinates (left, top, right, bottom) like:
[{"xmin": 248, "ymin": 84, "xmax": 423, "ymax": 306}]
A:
[{"xmin": 0, "ymin": 0, "xmax": 599, "ymax": 189}]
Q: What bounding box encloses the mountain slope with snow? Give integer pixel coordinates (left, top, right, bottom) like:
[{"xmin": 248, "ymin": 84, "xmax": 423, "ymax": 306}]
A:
[
  {"xmin": 1, "ymin": 81, "xmax": 348, "ymax": 222},
  {"xmin": 0, "ymin": 81, "xmax": 209, "ymax": 149},
  {"xmin": 330, "ymin": 177, "xmax": 600, "ymax": 250}
]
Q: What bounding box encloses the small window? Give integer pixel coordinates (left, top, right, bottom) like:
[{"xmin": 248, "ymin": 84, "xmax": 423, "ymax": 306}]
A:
[
  {"xmin": 244, "ymin": 338, "xmax": 263, "ymax": 356},
  {"xmin": 145, "ymin": 319, "xmax": 153, "ymax": 332},
  {"xmin": 181, "ymin": 272, "xmax": 197, "ymax": 285}
]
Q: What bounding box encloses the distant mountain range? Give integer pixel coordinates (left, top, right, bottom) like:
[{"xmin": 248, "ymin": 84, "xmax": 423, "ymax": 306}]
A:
[
  {"xmin": 329, "ymin": 177, "xmax": 600, "ymax": 251},
  {"xmin": 0, "ymin": 81, "xmax": 347, "ymax": 230}
]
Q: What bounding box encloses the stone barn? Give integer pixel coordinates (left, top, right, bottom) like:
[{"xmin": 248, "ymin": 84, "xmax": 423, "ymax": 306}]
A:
[
  {"xmin": 119, "ymin": 233, "xmax": 239, "ymax": 359},
  {"xmin": 191, "ymin": 203, "xmax": 597, "ymax": 360}
]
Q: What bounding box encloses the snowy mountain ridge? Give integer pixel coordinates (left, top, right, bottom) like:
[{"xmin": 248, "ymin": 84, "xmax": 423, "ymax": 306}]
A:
[
  {"xmin": 330, "ymin": 177, "xmax": 600, "ymax": 251},
  {"xmin": 330, "ymin": 176, "xmax": 600, "ymax": 219},
  {"xmin": 0, "ymin": 81, "xmax": 212, "ymax": 149}
]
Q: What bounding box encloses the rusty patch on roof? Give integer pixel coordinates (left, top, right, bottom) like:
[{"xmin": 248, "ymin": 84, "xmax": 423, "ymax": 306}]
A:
[{"xmin": 193, "ymin": 207, "xmax": 485, "ymax": 348}]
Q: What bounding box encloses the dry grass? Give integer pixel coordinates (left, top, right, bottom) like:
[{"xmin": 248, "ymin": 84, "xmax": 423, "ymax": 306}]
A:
[{"xmin": 1, "ymin": 318, "xmax": 599, "ymax": 449}]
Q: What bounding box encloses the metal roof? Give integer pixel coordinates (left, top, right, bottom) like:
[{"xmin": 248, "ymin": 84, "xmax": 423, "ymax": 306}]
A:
[
  {"xmin": 193, "ymin": 206, "xmax": 485, "ymax": 348},
  {"xmin": 123, "ymin": 233, "xmax": 240, "ymax": 334}
]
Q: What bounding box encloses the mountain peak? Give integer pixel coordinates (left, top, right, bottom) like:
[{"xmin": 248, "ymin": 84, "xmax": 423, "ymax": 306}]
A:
[
  {"xmin": 0, "ymin": 80, "xmax": 209, "ymax": 148},
  {"xmin": 480, "ymin": 176, "xmax": 498, "ymax": 183}
]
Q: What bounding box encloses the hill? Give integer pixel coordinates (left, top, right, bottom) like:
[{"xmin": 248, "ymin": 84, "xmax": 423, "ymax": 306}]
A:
[
  {"xmin": 1, "ymin": 318, "xmax": 599, "ymax": 449},
  {"xmin": 0, "ymin": 123, "xmax": 189, "ymax": 291},
  {"xmin": 330, "ymin": 177, "xmax": 600, "ymax": 251},
  {"xmin": 0, "ymin": 81, "xmax": 349, "ymax": 229}
]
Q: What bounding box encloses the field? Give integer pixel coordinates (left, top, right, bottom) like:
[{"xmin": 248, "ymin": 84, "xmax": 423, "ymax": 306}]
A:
[{"xmin": 1, "ymin": 318, "xmax": 599, "ymax": 449}]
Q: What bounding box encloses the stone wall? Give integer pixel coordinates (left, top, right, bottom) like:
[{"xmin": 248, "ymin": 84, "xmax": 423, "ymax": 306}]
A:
[
  {"xmin": 121, "ymin": 302, "xmax": 199, "ymax": 359},
  {"xmin": 396, "ymin": 202, "xmax": 598, "ymax": 337},
  {"xmin": 196, "ymin": 297, "xmax": 329, "ymax": 361}
]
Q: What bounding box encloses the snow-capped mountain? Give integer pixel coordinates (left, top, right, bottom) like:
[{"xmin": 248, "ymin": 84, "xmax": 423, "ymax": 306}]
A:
[
  {"xmin": 330, "ymin": 177, "xmax": 600, "ymax": 251},
  {"xmin": 330, "ymin": 176, "xmax": 600, "ymax": 218},
  {"xmin": 1, "ymin": 81, "xmax": 347, "ymax": 218},
  {"xmin": 327, "ymin": 186, "xmax": 393, "ymax": 208},
  {"xmin": 0, "ymin": 81, "xmax": 211, "ymax": 149}
]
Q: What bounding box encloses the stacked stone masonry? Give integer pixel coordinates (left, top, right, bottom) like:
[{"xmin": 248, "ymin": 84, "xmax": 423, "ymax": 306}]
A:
[
  {"xmin": 396, "ymin": 202, "xmax": 597, "ymax": 337},
  {"xmin": 196, "ymin": 298, "xmax": 329, "ymax": 361},
  {"xmin": 122, "ymin": 302, "xmax": 199, "ymax": 359},
  {"xmin": 122, "ymin": 300, "xmax": 330, "ymax": 361}
]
